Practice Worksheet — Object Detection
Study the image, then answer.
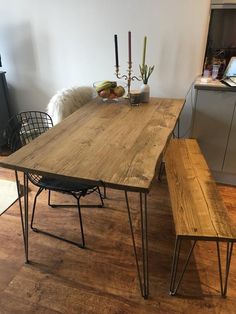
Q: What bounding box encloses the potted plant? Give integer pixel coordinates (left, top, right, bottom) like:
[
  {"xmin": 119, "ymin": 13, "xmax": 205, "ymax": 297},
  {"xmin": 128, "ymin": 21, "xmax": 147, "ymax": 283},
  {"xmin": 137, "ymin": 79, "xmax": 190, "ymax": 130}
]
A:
[{"xmin": 139, "ymin": 36, "xmax": 155, "ymax": 102}]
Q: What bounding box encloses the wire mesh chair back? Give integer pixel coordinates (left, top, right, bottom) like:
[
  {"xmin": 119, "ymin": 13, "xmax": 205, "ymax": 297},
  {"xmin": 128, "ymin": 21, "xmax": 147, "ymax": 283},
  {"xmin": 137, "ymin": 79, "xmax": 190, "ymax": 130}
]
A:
[
  {"xmin": 7, "ymin": 111, "xmax": 53, "ymax": 149},
  {"xmin": 7, "ymin": 111, "xmax": 53, "ymax": 186}
]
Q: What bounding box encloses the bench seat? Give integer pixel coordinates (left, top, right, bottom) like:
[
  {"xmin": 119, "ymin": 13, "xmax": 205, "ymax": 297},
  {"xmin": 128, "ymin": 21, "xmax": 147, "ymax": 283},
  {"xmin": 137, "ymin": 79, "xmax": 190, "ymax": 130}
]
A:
[{"xmin": 165, "ymin": 138, "xmax": 236, "ymax": 297}]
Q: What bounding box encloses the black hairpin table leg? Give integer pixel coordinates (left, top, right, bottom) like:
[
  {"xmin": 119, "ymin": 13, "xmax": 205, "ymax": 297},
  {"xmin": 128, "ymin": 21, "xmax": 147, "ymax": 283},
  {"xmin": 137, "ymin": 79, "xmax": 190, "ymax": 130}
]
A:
[
  {"xmin": 15, "ymin": 171, "xmax": 29, "ymax": 264},
  {"xmin": 125, "ymin": 191, "xmax": 149, "ymax": 299}
]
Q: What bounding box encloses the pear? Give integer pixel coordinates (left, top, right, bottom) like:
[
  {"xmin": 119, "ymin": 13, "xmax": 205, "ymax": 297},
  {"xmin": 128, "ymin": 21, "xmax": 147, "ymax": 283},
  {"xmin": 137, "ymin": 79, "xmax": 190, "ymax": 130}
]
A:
[{"xmin": 113, "ymin": 86, "xmax": 125, "ymax": 97}]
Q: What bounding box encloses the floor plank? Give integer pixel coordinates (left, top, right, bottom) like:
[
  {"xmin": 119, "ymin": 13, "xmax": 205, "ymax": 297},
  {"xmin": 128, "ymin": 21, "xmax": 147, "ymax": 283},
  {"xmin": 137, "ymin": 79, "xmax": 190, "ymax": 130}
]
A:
[{"xmin": 0, "ymin": 163, "xmax": 236, "ymax": 313}]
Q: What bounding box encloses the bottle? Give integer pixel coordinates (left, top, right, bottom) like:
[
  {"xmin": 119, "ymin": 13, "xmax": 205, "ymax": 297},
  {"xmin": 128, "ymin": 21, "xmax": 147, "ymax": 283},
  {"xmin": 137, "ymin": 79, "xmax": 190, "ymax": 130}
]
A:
[{"xmin": 212, "ymin": 64, "xmax": 220, "ymax": 80}]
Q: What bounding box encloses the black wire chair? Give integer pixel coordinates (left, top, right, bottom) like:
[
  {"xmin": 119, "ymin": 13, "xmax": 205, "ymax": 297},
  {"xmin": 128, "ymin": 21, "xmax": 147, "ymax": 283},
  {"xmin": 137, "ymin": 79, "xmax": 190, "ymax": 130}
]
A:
[{"xmin": 7, "ymin": 111, "xmax": 104, "ymax": 248}]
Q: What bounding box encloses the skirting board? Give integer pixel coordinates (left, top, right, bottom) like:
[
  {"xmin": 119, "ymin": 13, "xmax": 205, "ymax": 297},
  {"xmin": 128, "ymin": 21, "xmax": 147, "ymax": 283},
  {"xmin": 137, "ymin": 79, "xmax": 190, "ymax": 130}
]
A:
[{"xmin": 212, "ymin": 170, "xmax": 236, "ymax": 187}]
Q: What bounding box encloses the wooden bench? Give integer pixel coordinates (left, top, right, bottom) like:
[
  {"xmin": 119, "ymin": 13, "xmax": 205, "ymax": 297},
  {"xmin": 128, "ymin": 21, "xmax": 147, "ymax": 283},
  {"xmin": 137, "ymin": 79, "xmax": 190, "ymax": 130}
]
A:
[{"xmin": 165, "ymin": 138, "xmax": 236, "ymax": 297}]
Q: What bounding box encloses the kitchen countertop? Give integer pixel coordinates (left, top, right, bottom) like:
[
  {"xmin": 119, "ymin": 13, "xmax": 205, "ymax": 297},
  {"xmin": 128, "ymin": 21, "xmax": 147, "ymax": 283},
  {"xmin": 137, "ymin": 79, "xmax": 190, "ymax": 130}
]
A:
[{"xmin": 194, "ymin": 77, "xmax": 236, "ymax": 92}]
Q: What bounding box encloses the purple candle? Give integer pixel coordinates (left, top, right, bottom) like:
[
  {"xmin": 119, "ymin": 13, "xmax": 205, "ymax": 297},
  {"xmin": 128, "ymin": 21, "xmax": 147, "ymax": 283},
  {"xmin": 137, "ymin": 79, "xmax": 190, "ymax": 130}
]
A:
[
  {"xmin": 114, "ymin": 34, "xmax": 119, "ymax": 68},
  {"xmin": 128, "ymin": 31, "xmax": 131, "ymax": 64}
]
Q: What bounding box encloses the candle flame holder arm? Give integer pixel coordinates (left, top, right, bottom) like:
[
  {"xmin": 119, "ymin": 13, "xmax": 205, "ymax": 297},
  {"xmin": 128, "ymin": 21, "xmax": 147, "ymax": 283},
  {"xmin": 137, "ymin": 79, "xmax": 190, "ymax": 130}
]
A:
[{"xmin": 115, "ymin": 62, "xmax": 142, "ymax": 97}]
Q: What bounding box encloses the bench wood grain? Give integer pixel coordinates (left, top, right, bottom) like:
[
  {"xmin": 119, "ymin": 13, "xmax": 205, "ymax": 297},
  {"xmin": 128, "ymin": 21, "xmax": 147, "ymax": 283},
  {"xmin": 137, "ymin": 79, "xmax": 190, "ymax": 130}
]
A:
[
  {"xmin": 165, "ymin": 138, "xmax": 236, "ymax": 297},
  {"xmin": 165, "ymin": 139, "xmax": 236, "ymax": 241}
]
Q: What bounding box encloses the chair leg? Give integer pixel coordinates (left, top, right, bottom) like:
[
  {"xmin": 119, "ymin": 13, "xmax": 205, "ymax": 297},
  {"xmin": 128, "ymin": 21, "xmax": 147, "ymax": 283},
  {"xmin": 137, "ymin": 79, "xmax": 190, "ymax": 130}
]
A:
[
  {"xmin": 30, "ymin": 187, "xmax": 44, "ymax": 230},
  {"xmin": 76, "ymin": 196, "xmax": 85, "ymax": 248},
  {"xmin": 102, "ymin": 184, "xmax": 107, "ymax": 199},
  {"xmin": 97, "ymin": 186, "xmax": 104, "ymax": 207},
  {"xmin": 216, "ymin": 241, "xmax": 234, "ymax": 297},
  {"xmin": 31, "ymin": 190, "xmax": 85, "ymax": 248},
  {"xmin": 48, "ymin": 190, "xmax": 62, "ymax": 208},
  {"xmin": 47, "ymin": 187, "xmax": 104, "ymax": 208},
  {"xmin": 48, "ymin": 190, "xmax": 52, "ymax": 207}
]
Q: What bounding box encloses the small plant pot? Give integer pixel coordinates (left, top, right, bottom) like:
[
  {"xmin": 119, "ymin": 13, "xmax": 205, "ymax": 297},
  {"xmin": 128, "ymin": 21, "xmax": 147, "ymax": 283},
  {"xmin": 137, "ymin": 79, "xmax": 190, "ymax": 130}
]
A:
[{"xmin": 140, "ymin": 83, "xmax": 150, "ymax": 103}]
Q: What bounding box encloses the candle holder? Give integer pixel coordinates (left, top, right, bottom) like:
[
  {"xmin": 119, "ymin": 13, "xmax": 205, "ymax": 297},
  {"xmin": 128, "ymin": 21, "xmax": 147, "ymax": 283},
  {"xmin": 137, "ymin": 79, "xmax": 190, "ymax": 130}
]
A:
[{"xmin": 115, "ymin": 62, "xmax": 142, "ymax": 97}]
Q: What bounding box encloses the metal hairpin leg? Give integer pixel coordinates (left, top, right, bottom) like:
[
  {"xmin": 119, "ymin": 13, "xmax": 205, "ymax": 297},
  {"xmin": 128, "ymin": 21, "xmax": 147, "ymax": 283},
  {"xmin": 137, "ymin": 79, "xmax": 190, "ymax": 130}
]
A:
[
  {"xmin": 216, "ymin": 241, "xmax": 234, "ymax": 297},
  {"xmin": 15, "ymin": 171, "xmax": 26, "ymax": 249},
  {"xmin": 15, "ymin": 171, "xmax": 29, "ymax": 263},
  {"xmin": 125, "ymin": 191, "xmax": 149, "ymax": 299},
  {"xmin": 169, "ymin": 237, "xmax": 196, "ymax": 295},
  {"xmin": 23, "ymin": 173, "xmax": 29, "ymax": 263}
]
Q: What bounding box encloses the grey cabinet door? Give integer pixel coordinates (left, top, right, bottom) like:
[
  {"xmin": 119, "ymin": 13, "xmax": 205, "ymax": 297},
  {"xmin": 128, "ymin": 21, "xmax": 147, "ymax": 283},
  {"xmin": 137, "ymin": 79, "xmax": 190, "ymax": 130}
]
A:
[
  {"xmin": 191, "ymin": 90, "xmax": 236, "ymax": 171},
  {"xmin": 223, "ymin": 100, "xmax": 236, "ymax": 174}
]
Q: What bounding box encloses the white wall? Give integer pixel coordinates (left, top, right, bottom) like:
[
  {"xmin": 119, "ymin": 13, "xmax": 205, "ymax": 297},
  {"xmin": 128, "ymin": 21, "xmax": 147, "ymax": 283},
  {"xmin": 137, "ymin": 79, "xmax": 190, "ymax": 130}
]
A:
[{"xmin": 0, "ymin": 0, "xmax": 210, "ymax": 115}]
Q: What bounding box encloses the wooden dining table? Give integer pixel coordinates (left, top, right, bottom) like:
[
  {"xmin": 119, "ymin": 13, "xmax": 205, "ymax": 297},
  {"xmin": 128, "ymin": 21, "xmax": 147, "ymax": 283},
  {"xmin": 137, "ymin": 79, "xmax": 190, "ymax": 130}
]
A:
[{"xmin": 0, "ymin": 96, "xmax": 185, "ymax": 298}]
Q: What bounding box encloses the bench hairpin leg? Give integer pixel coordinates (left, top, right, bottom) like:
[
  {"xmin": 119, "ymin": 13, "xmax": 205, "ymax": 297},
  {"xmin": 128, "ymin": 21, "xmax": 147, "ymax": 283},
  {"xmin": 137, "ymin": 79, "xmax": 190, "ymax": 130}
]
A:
[
  {"xmin": 170, "ymin": 238, "xmax": 197, "ymax": 295},
  {"xmin": 170, "ymin": 237, "xmax": 182, "ymax": 294},
  {"xmin": 124, "ymin": 191, "xmax": 149, "ymax": 299},
  {"xmin": 224, "ymin": 242, "xmax": 234, "ymax": 297},
  {"xmin": 216, "ymin": 241, "xmax": 234, "ymax": 297}
]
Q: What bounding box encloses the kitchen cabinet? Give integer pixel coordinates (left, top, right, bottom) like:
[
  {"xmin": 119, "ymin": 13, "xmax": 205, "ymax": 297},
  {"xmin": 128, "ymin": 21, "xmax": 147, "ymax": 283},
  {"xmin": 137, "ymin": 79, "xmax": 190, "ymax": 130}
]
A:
[
  {"xmin": 223, "ymin": 107, "xmax": 236, "ymax": 174},
  {"xmin": 191, "ymin": 79, "xmax": 236, "ymax": 185}
]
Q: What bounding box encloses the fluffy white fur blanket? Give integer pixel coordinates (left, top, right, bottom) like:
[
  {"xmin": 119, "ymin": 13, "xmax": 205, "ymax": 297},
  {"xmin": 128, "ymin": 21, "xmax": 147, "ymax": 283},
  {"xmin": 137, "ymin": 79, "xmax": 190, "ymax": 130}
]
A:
[{"xmin": 47, "ymin": 86, "xmax": 96, "ymax": 125}]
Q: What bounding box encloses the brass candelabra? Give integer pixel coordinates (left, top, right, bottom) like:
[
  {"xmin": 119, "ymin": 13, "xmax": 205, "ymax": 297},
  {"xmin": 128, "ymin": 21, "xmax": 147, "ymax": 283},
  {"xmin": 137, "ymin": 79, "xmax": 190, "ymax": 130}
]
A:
[{"xmin": 115, "ymin": 62, "xmax": 141, "ymax": 97}]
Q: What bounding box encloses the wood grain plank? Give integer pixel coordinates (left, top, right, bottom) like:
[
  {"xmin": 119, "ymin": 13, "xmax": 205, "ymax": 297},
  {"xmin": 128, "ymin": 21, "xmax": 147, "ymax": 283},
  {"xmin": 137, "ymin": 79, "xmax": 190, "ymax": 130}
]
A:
[
  {"xmin": 0, "ymin": 97, "xmax": 184, "ymax": 192},
  {"xmin": 165, "ymin": 139, "xmax": 236, "ymax": 240}
]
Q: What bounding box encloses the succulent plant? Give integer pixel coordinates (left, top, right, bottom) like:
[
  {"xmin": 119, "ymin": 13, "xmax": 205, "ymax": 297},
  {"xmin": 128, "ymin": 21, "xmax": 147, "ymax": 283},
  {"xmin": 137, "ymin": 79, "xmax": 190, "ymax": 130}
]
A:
[{"xmin": 139, "ymin": 64, "xmax": 155, "ymax": 84}]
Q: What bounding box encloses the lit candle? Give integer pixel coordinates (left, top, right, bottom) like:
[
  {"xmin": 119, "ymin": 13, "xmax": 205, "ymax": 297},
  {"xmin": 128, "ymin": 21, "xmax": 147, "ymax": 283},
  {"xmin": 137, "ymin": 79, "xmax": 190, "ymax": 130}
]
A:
[
  {"xmin": 128, "ymin": 31, "xmax": 132, "ymax": 64},
  {"xmin": 114, "ymin": 34, "xmax": 119, "ymax": 68},
  {"xmin": 142, "ymin": 36, "xmax": 147, "ymax": 68}
]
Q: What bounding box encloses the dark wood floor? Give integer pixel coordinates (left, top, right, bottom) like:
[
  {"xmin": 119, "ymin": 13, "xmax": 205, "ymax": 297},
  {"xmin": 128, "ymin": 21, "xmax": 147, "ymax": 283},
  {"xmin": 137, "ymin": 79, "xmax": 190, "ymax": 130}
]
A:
[{"xmin": 0, "ymin": 163, "xmax": 236, "ymax": 313}]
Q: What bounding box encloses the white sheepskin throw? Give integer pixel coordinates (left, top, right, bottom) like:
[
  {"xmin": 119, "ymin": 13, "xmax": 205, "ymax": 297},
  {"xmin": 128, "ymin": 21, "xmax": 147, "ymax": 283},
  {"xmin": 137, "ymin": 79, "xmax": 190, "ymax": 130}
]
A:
[{"xmin": 47, "ymin": 86, "xmax": 96, "ymax": 125}]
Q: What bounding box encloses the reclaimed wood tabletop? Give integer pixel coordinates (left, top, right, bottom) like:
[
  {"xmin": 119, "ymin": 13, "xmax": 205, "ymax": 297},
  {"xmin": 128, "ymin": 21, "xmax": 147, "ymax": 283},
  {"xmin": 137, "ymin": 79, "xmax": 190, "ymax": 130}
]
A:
[{"xmin": 0, "ymin": 97, "xmax": 184, "ymax": 192}]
